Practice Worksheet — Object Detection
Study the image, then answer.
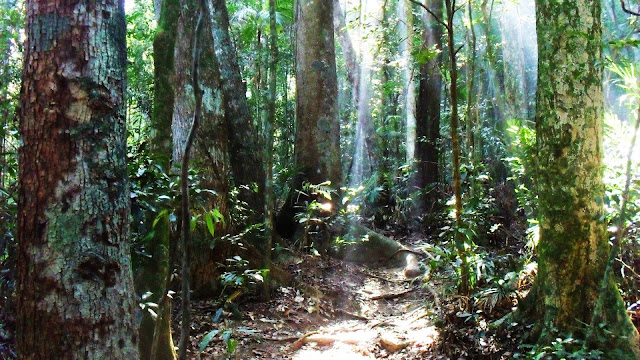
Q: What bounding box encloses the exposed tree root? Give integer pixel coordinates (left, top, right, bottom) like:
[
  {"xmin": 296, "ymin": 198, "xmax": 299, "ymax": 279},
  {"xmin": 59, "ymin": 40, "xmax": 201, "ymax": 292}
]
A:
[
  {"xmin": 290, "ymin": 331, "xmax": 320, "ymax": 350},
  {"xmin": 330, "ymin": 223, "xmax": 423, "ymax": 280}
]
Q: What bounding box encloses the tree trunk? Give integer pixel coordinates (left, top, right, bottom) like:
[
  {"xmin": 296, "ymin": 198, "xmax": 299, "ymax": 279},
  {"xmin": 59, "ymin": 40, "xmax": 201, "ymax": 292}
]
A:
[
  {"xmin": 399, "ymin": 0, "xmax": 417, "ymax": 162},
  {"xmin": 530, "ymin": 0, "xmax": 639, "ymax": 356},
  {"xmin": 332, "ymin": 0, "xmax": 360, "ymax": 107},
  {"xmin": 444, "ymin": 0, "xmax": 469, "ymax": 296},
  {"xmin": 171, "ymin": 0, "xmax": 232, "ymax": 299},
  {"xmin": 151, "ymin": 0, "xmax": 180, "ymax": 162},
  {"xmin": 17, "ymin": 1, "xmax": 139, "ymax": 358},
  {"xmin": 415, "ymin": 0, "xmax": 443, "ymax": 213},
  {"xmin": 138, "ymin": 216, "xmax": 176, "ymax": 360},
  {"xmin": 137, "ymin": 0, "xmax": 182, "ymax": 357},
  {"xmin": 465, "ymin": 0, "xmax": 477, "ymax": 159},
  {"xmin": 294, "ymin": 0, "xmax": 341, "ymax": 190},
  {"xmin": 276, "ymin": 0, "xmax": 341, "ymax": 241},
  {"xmin": 208, "ymin": 0, "xmax": 265, "ymax": 219}
]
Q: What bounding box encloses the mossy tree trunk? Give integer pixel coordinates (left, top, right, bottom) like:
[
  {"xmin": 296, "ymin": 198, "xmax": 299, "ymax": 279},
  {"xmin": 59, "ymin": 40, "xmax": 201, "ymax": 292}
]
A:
[
  {"xmin": 531, "ymin": 0, "xmax": 639, "ymax": 356},
  {"xmin": 151, "ymin": 0, "xmax": 180, "ymax": 162},
  {"xmin": 294, "ymin": 0, "xmax": 341, "ymax": 191},
  {"xmin": 17, "ymin": 1, "xmax": 139, "ymax": 358},
  {"xmin": 137, "ymin": 0, "xmax": 181, "ymax": 357}
]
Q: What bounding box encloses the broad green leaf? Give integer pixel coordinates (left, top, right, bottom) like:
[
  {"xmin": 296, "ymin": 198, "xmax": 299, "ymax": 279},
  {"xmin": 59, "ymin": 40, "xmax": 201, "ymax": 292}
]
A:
[
  {"xmin": 152, "ymin": 209, "xmax": 169, "ymax": 228},
  {"xmin": 198, "ymin": 329, "xmax": 220, "ymax": 353},
  {"xmin": 205, "ymin": 213, "xmax": 215, "ymax": 237},
  {"xmin": 226, "ymin": 338, "xmax": 238, "ymax": 354},
  {"xmin": 211, "ymin": 208, "xmax": 225, "ymax": 224}
]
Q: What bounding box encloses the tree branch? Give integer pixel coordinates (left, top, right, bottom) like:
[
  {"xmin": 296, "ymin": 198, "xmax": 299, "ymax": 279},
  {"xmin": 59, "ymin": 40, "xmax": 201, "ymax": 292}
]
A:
[
  {"xmin": 408, "ymin": 0, "xmax": 447, "ymax": 29},
  {"xmin": 620, "ymin": 0, "xmax": 640, "ymax": 16}
]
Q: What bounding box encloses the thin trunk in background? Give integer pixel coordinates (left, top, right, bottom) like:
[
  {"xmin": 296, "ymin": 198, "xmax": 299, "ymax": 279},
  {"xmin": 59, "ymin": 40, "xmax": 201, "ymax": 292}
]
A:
[
  {"xmin": 263, "ymin": 0, "xmax": 278, "ymax": 301},
  {"xmin": 465, "ymin": 0, "xmax": 477, "ymax": 159},
  {"xmin": 178, "ymin": 2, "xmax": 205, "ymax": 358},
  {"xmin": 399, "ymin": 0, "xmax": 417, "ymax": 162}
]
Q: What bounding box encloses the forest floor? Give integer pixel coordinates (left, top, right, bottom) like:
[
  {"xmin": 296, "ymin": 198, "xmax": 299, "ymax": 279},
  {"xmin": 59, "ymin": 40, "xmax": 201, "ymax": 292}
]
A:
[{"xmin": 182, "ymin": 232, "xmax": 526, "ymax": 359}]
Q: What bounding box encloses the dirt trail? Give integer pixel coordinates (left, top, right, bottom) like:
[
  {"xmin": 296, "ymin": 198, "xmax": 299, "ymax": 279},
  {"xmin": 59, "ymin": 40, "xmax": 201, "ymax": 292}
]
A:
[{"xmin": 188, "ymin": 254, "xmax": 445, "ymax": 359}]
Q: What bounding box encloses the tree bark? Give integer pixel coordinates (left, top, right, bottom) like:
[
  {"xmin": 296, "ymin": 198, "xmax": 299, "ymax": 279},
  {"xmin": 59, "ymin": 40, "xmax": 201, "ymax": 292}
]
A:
[
  {"xmin": 294, "ymin": 0, "xmax": 341, "ymax": 190},
  {"xmin": 415, "ymin": 0, "xmax": 443, "ymax": 213},
  {"xmin": 276, "ymin": 0, "xmax": 341, "ymax": 241},
  {"xmin": 332, "ymin": 0, "xmax": 360, "ymax": 106},
  {"xmin": 208, "ymin": 0, "xmax": 265, "ymax": 219},
  {"xmin": 172, "ymin": 0, "xmax": 232, "ymax": 299},
  {"xmin": 529, "ymin": 0, "xmax": 639, "ymax": 356},
  {"xmin": 151, "ymin": 0, "xmax": 180, "ymax": 162},
  {"xmin": 263, "ymin": 0, "xmax": 278, "ymax": 301},
  {"xmin": 17, "ymin": 1, "xmax": 139, "ymax": 358}
]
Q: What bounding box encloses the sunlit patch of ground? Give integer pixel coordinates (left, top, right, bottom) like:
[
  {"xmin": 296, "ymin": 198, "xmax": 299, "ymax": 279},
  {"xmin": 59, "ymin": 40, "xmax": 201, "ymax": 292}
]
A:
[{"xmin": 188, "ymin": 253, "xmax": 443, "ymax": 359}]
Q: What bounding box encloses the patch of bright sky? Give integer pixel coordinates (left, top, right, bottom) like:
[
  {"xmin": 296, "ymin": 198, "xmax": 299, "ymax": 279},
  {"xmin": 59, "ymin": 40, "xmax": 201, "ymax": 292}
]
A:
[{"xmin": 125, "ymin": 0, "xmax": 135, "ymax": 14}]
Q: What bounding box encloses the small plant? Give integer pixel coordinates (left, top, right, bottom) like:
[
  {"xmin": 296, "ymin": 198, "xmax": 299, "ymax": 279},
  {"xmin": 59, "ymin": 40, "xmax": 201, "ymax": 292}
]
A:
[
  {"xmin": 293, "ymin": 181, "xmax": 336, "ymax": 252},
  {"xmin": 220, "ymin": 255, "xmax": 267, "ymax": 293},
  {"xmin": 520, "ymin": 334, "xmax": 604, "ymax": 360}
]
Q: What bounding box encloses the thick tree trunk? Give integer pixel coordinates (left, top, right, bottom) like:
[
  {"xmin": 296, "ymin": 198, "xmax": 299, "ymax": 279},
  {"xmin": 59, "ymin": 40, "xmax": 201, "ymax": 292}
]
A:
[
  {"xmin": 17, "ymin": 1, "xmax": 139, "ymax": 358},
  {"xmin": 294, "ymin": 0, "xmax": 341, "ymax": 190},
  {"xmin": 152, "ymin": 0, "xmax": 180, "ymax": 161},
  {"xmin": 208, "ymin": 0, "xmax": 265, "ymax": 219},
  {"xmin": 415, "ymin": 0, "xmax": 443, "ymax": 213},
  {"xmin": 529, "ymin": 0, "xmax": 639, "ymax": 356},
  {"xmin": 276, "ymin": 0, "xmax": 341, "ymax": 241}
]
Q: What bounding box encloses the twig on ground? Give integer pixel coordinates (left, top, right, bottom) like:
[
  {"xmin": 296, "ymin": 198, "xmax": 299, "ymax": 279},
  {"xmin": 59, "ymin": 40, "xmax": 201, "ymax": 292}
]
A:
[
  {"xmin": 337, "ymin": 308, "xmax": 370, "ymax": 321},
  {"xmin": 369, "ymin": 287, "xmax": 417, "ymax": 300}
]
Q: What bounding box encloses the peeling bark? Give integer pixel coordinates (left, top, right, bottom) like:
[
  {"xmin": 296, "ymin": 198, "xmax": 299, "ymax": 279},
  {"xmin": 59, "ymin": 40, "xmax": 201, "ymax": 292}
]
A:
[{"xmin": 17, "ymin": 1, "xmax": 139, "ymax": 358}]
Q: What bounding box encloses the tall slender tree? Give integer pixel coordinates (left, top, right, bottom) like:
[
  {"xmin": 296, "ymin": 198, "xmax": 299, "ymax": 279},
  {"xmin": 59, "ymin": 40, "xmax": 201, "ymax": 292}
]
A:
[
  {"xmin": 399, "ymin": 0, "xmax": 417, "ymax": 162},
  {"xmin": 525, "ymin": 0, "xmax": 639, "ymax": 355},
  {"xmin": 415, "ymin": 0, "xmax": 443, "ymax": 213},
  {"xmin": 17, "ymin": 0, "xmax": 139, "ymax": 358},
  {"xmin": 263, "ymin": 0, "xmax": 278, "ymax": 301}
]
